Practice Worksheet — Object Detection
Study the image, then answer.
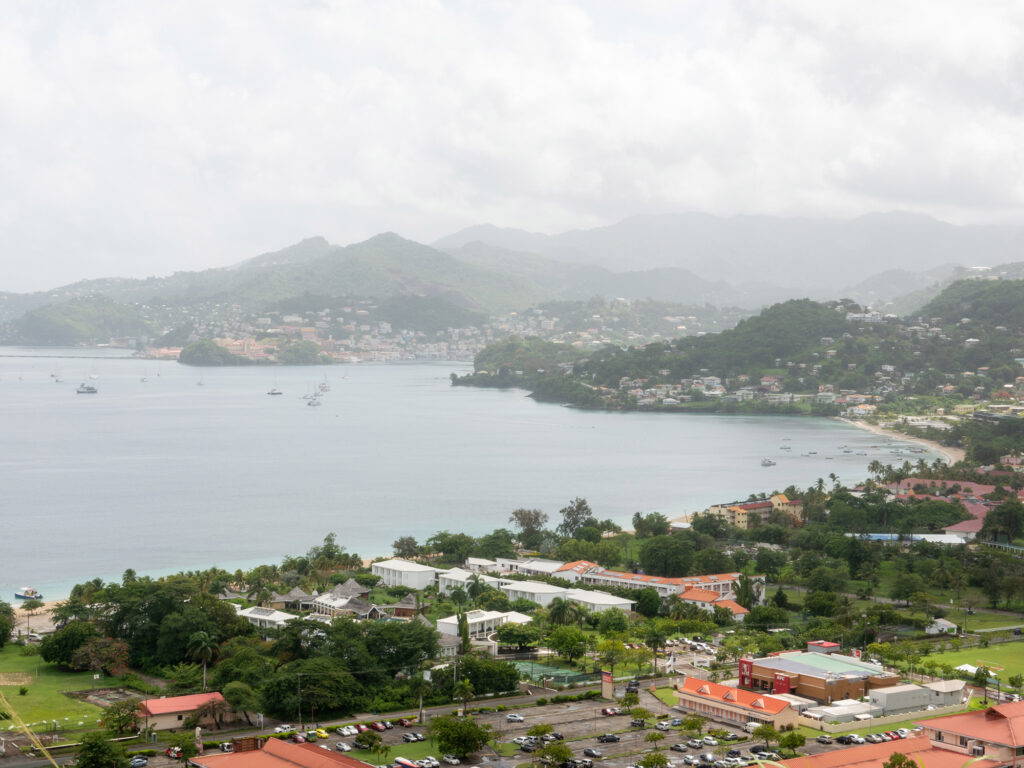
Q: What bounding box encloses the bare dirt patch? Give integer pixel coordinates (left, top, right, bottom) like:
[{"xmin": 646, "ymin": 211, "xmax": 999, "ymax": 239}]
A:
[
  {"xmin": 0, "ymin": 672, "xmax": 32, "ymax": 685},
  {"xmin": 65, "ymin": 687, "xmax": 141, "ymax": 708}
]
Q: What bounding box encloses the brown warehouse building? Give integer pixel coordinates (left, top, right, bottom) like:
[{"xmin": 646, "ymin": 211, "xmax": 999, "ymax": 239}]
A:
[{"xmin": 739, "ymin": 647, "xmax": 899, "ymax": 704}]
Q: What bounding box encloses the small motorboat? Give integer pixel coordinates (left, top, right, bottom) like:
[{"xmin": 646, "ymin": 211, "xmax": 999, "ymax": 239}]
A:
[
  {"xmin": 15, "ymin": 587, "xmax": 42, "ymax": 600},
  {"xmin": 76, "ymin": 383, "xmax": 98, "ymax": 394}
]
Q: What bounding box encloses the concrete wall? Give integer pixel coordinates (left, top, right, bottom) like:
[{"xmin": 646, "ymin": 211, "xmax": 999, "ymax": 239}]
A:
[{"xmin": 798, "ymin": 703, "xmax": 969, "ymax": 733}]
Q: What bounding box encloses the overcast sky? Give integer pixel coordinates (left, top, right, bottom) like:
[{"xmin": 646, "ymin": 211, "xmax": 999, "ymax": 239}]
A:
[{"xmin": 3, "ymin": 1, "xmax": 1024, "ymax": 292}]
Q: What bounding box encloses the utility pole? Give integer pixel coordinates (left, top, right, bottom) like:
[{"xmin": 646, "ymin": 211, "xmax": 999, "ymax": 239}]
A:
[{"xmin": 297, "ymin": 673, "xmax": 304, "ymax": 731}]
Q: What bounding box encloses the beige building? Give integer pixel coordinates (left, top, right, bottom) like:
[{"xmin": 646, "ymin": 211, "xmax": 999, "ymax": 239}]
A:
[{"xmin": 140, "ymin": 692, "xmax": 229, "ymax": 731}]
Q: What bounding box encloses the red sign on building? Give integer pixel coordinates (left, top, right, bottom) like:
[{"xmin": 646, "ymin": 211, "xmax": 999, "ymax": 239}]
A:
[
  {"xmin": 738, "ymin": 658, "xmax": 753, "ymax": 688},
  {"xmin": 773, "ymin": 673, "xmax": 791, "ymax": 694},
  {"xmin": 601, "ymin": 671, "xmax": 613, "ymax": 685}
]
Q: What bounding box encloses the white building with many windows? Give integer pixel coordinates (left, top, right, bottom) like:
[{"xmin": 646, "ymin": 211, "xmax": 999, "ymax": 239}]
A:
[{"xmin": 372, "ymin": 558, "xmax": 441, "ymax": 589}]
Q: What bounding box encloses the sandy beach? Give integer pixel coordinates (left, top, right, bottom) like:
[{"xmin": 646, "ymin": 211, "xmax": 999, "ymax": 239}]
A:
[
  {"xmin": 837, "ymin": 417, "xmax": 966, "ymax": 465},
  {"xmin": 11, "ymin": 599, "xmax": 60, "ymax": 636}
]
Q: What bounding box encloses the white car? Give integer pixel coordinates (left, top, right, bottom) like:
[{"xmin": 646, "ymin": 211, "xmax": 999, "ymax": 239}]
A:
[
  {"xmin": 336, "ymin": 743, "xmax": 352, "ymax": 752},
  {"xmin": 702, "ymin": 737, "xmax": 719, "ymax": 746},
  {"xmin": 896, "ymin": 729, "xmax": 910, "ymax": 738},
  {"xmin": 443, "ymin": 756, "xmax": 461, "ymax": 765},
  {"xmin": 274, "ymin": 724, "xmax": 294, "ymax": 733},
  {"xmin": 657, "ymin": 722, "xmax": 672, "ymax": 731},
  {"xmin": 507, "ymin": 713, "xmax": 525, "ymax": 722},
  {"xmin": 342, "ymin": 726, "xmax": 359, "ymax": 736},
  {"xmin": 849, "ymin": 735, "xmax": 865, "ymax": 744}
]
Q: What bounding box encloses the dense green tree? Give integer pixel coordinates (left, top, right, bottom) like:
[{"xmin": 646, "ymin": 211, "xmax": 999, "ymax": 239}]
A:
[
  {"xmin": 546, "ymin": 625, "xmax": 587, "ymax": 663},
  {"xmin": 473, "ymin": 529, "xmax": 517, "ymax": 560},
  {"xmin": 40, "ymin": 620, "xmax": 99, "ymax": 665},
  {"xmin": 597, "ymin": 608, "xmax": 630, "ymax": 635},
  {"xmin": 639, "ymin": 536, "xmax": 693, "ymax": 577},
  {"xmin": 393, "ymin": 536, "xmax": 421, "ymax": 558},
  {"xmin": 101, "ymin": 698, "xmax": 142, "ymax": 734},
  {"xmin": 75, "ymin": 731, "xmax": 129, "ymax": 768},
  {"xmin": 547, "ymin": 597, "xmax": 584, "ymax": 626},
  {"xmin": 495, "ymin": 622, "xmax": 542, "ymax": 651},
  {"xmin": 508, "ymin": 508, "xmax": 549, "ymax": 550},
  {"xmin": 634, "ymin": 588, "xmax": 662, "ymax": 618},
  {"xmin": 428, "ymin": 714, "xmax": 492, "ymax": 757},
  {"xmin": 223, "ymin": 681, "xmax": 260, "ymax": 725},
  {"xmin": 261, "ymin": 657, "xmax": 363, "ymax": 718},
  {"xmin": 557, "ymin": 497, "xmax": 594, "ymax": 538}
]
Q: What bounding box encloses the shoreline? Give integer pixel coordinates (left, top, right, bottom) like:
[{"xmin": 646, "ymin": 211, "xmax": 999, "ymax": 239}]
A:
[{"xmin": 836, "ymin": 418, "xmax": 966, "ymax": 465}]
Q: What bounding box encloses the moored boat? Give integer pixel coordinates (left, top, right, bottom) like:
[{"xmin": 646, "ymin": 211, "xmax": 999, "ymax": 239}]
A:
[
  {"xmin": 76, "ymin": 383, "xmax": 98, "ymax": 394},
  {"xmin": 761, "ymin": 457, "xmax": 776, "ymax": 467},
  {"xmin": 15, "ymin": 587, "xmax": 42, "ymax": 600}
]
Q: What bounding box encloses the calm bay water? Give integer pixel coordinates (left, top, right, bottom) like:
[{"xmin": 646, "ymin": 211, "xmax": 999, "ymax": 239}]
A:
[{"xmin": 0, "ymin": 348, "xmax": 938, "ymax": 600}]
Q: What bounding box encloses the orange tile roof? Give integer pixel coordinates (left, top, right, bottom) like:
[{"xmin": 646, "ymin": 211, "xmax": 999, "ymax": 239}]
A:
[
  {"xmin": 557, "ymin": 560, "xmax": 601, "ymax": 574},
  {"xmin": 918, "ymin": 701, "xmax": 1024, "ymax": 746},
  {"xmin": 677, "ymin": 588, "xmax": 722, "ymax": 603},
  {"xmin": 678, "ymin": 677, "xmax": 788, "ymax": 714},
  {"xmin": 714, "ymin": 599, "xmax": 749, "ymax": 615},
  {"xmin": 140, "ymin": 692, "xmax": 225, "ymax": 716},
  {"xmin": 781, "ymin": 736, "xmax": 963, "ymax": 768},
  {"xmin": 191, "ymin": 737, "xmax": 373, "ymax": 767}
]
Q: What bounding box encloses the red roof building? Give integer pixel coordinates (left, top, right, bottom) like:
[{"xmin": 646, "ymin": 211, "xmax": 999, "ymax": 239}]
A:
[
  {"xmin": 190, "ymin": 737, "xmax": 374, "ymax": 767},
  {"xmin": 675, "ymin": 677, "xmax": 796, "ymax": 730},
  {"xmin": 140, "ymin": 692, "xmax": 229, "ymax": 730}
]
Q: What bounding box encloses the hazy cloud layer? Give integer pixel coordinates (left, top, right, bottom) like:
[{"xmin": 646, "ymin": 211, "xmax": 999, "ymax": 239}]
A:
[{"xmin": 3, "ymin": 1, "xmax": 1024, "ymax": 291}]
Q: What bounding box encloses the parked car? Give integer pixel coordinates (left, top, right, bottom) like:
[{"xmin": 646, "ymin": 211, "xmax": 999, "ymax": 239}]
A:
[
  {"xmin": 816, "ymin": 735, "xmax": 833, "ymax": 745},
  {"xmin": 687, "ymin": 739, "xmax": 703, "ymax": 749},
  {"xmin": 291, "ymin": 734, "xmax": 307, "ymax": 743},
  {"xmin": 443, "ymin": 755, "xmax": 461, "ymax": 765},
  {"xmin": 726, "ymin": 749, "xmax": 742, "ymax": 758},
  {"xmin": 166, "ymin": 747, "xmax": 183, "ymax": 759},
  {"xmin": 583, "ymin": 749, "xmax": 603, "ymax": 758},
  {"xmin": 864, "ymin": 734, "xmax": 883, "ymax": 744},
  {"xmin": 551, "ymin": 732, "xmax": 565, "ymax": 740},
  {"xmin": 129, "ymin": 758, "xmax": 149, "ymax": 768},
  {"xmin": 631, "ymin": 719, "xmax": 648, "ymax": 728},
  {"xmin": 274, "ymin": 724, "xmax": 294, "ymax": 733},
  {"xmin": 313, "ymin": 728, "xmax": 329, "ymax": 739},
  {"xmin": 834, "ymin": 736, "xmax": 853, "ymax": 745},
  {"xmin": 413, "ymin": 733, "xmax": 426, "ymax": 742},
  {"xmin": 598, "ymin": 734, "xmax": 620, "ymax": 743},
  {"xmin": 356, "ymin": 723, "xmax": 369, "ymax": 733},
  {"xmin": 670, "ymin": 718, "xmax": 683, "ymax": 726},
  {"xmin": 896, "ymin": 729, "xmax": 911, "ymax": 738},
  {"xmin": 398, "ymin": 717, "xmax": 414, "ymax": 727},
  {"xmin": 683, "ymin": 757, "xmax": 700, "ymax": 766},
  {"xmin": 520, "ymin": 743, "xmax": 536, "ymax": 753},
  {"xmin": 336, "ymin": 743, "xmax": 352, "ymax": 752},
  {"xmin": 671, "ymin": 744, "xmax": 688, "ymax": 753},
  {"xmin": 702, "ymin": 737, "xmax": 719, "ymax": 747},
  {"xmin": 371, "ymin": 721, "xmax": 387, "ymax": 732},
  {"xmin": 601, "ymin": 707, "xmax": 618, "ymax": 716},
  {"xmin": 626, "ymin": 681, "xmax": 640, "ymax": 692},
  {"xmin": 657, "ymin": 721, "xmax": 672, "ymax": 731},
  {"xmin": 574, "ymin": 760, "xmax": 594, "ymax": 768},
  {"xmin": 219, "ymin": 742, "xmax": 234, "ymax": 753},
  {"xmin": 507, "ymin": 713, "xmax": 525, "ymax": 723},
  {"xmin": 420, "ymin": 757, "xmax": 440, "ymax": 768},
  {"xmin": 340, "ymin": 725, "xmax": 358, "ymax": 736}
]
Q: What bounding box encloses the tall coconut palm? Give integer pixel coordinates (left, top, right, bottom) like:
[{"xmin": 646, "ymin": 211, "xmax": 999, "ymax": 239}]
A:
[
  {"xmin": 188, "ymin": 630, "xmax": 220, "ymax": 692},
  {"xmin": 547, "ymin": 597, "xmax": 581, "ymax": 626},
  {"xmin": 466, "ymin": 574, "xmax": 486, "ymax": 606}
]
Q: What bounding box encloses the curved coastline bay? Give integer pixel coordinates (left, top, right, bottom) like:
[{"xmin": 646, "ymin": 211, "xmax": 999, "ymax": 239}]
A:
[{"xmin": 0, "ymin": 348, "xmax": 938, "ymax": 599}]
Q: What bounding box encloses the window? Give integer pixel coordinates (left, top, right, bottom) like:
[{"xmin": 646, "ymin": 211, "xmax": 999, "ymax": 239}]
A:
[{"xmin": 177, "ymin": 715, "xmax": 183, "ymax": 721}]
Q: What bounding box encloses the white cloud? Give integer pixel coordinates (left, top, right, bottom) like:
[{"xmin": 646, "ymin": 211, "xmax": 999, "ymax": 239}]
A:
[{"xmin": 2, "ymin": 0, "xmax": 1024, "ymax": 290}]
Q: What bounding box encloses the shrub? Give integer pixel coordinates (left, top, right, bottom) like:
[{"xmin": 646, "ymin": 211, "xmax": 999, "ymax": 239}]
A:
[
  {"xmin": 20, "ymin": 645, "xmax": 40, "ymax": 656},
  {"xmin": 535, "ymin": 698, "xmax": 548, "ymax": 706},
  {"xmin": 18, "ymin": 687, "xmax": 28, "ymax": 696}
]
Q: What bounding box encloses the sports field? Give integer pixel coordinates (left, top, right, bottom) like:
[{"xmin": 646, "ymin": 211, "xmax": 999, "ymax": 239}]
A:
[{"xmin": 929, "ymin": 642, "xmax": 1024, "ymax": 680}]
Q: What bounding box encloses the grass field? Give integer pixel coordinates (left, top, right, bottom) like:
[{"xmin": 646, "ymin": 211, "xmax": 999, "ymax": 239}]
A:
[
  {"xmin": 927, "ymin": 643, "xmax": 1024, "ymax": 680},
  {"xmin": 0, "ymin": 645, "xmax": 119, "ymax": 734}
]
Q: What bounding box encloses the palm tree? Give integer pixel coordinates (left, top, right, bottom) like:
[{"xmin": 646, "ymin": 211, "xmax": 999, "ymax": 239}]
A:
[
  {"xmin": 450, "ymin": 587, "xmax": 469, "ymax": 612},
  {"xmin": 188, "ymin": 630, "xmax": 219, "ymax": 692},
  {"xmin": 466, "ymin": 574, "xmax": 486, "ymax": 606},
  {"xmin": 547, "ymin": 597, "xmax": 581, "ymax": 626},
  {"xmin": 453, "ymin": 679, "xmax": 474, "ymax": 715}
]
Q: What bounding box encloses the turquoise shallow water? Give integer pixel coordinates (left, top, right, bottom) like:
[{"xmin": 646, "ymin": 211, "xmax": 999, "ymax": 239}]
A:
[{"xmin": 0, "ymin": 348, "xmax": 937, "ymax": 599}]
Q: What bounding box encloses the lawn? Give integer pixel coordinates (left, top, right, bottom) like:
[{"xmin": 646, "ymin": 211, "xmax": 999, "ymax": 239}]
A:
[
  {"xmin": 0, "ymin": 644, "xmax": 119, "ymax": 735},
  {"xmin": 927, "ymin": 642, "xmax": 1024, "ymax": 680}
]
